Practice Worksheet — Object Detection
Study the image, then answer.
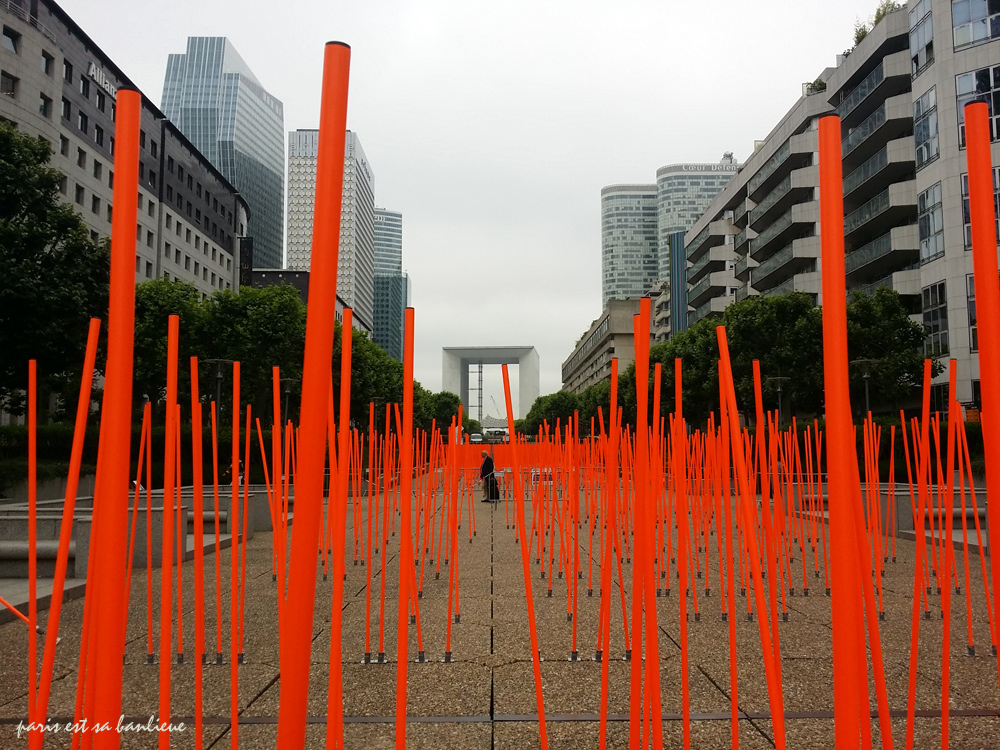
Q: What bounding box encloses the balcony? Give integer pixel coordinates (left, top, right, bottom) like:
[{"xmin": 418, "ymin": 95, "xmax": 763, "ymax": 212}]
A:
[
  {"xmin": 843, "ymin": 137, "xmax": 915, "ymax": 205},
  {"xmin": 688, "ymin": 296, "xmax": 730, "ymax": 326},
  {"xmin": 688, "ymin": 245, "xmax": 731, "ymax": 284},
  {"xmin": 734, "ymin": 198, "xmax": 752, "ymax": 227},
  {"xmin": 751, "ymin": 236, "xmax": 821, "ymax": 290},
  {"xmin": 687, "ymin": 219, "xmax": 734, "ymax": 263},
  {"xmin": 834, "ymin": 50, "xmax": 911, "ymax": 128},
  {"xmin": 734, "ymin": 252, "xmax": 757, "ymax": 282},
  {"xmin": 689, "ymin": 270, "xmax": 732, "ymax": 308},
  {"xmin": 841, "ymin": 94, "xmax": 913, "ymax": 167},
  {"xmin": 749, "ymin": 165, "xmax": 817, "ymax": 230},
  {"xmin": 747, "ymin": 131, "xmax": 815, "ymax": 202},
  {"xmin": 735, "ymin": 284, "xmax": 757, "ymax": 302},
  {"xmin": 762, "ymin": 276, "xmax": 796, "ymax": 297},
  {"xmin": 843, "ymin": 180, "xmax": 916, "ymax": 246},
  {"xmin": 844, "ymin": 224, "xmax": 919, "ymax": 282},
  {"xmin": 750, "ymin": 201, "xmax": 818, "ymax": 261},
  {"xmin": 761, "ymin": 271, "xmax": 821, "ymax": 299},
  {"xmin": 735, "ymin": 226, "xmax": 753, "ymax": 253}
]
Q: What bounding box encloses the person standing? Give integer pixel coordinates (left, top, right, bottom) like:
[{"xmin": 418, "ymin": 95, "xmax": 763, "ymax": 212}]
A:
[{"xmin": 480, "ymin": 450, "xmax": 500, "ymax": 502}]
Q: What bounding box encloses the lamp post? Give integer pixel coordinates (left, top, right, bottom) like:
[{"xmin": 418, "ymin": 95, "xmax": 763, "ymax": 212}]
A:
[
  {"xmin": 202, "ymin": 358, "xmax": 235, "ymax": 419},
  {"xmin": 766, "ymin": 376, "xmax": 790, "ymax": 426},
  {"xmin": 280, "ymin": 377, "xmax": 298, "ymax": 425},
  {"xmin": 850, "ymin": 358, "xmax": 877, "ymax": 417}
]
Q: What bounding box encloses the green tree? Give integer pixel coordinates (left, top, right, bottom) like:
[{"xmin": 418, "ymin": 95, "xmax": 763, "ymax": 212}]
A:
[
  {"xmin": 0, "ymin": 123, "xmax": 110, "ymax": 415},
  {"xmin": 522, "ymin": 390, "xmax": 580, "ymax": 435}
]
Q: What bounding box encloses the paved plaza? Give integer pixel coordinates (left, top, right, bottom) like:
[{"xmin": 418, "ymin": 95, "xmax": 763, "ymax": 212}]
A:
[{"xmin": 2, "ymin": 489, "xmax": 1000, "ymax": 749}]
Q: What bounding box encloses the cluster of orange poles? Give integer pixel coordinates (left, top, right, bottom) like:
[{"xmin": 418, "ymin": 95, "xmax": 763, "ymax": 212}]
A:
[{"xmin": 9, "ymin": 42, "xmax": 1000, "ymax": 750}]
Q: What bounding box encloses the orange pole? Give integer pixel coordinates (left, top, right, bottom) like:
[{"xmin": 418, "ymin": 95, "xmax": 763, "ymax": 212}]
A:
[
  {"xmin": 159, "ymin": 315, "xmax": 179, "ymax": 750},
  {"xmin": 276, "ymin": 42, "xmax": 350, "ymax": 750},
  {"xmin": 31, "ymin": 318, "xmax": 100, "ymax": 750},
  {"xmin": 190, "ymin": 359, "xmax": 206, "ymax": 749},
  {"xmin": 83, "ymin": 87, "xmax": 140, "ymax": 750},
  {"xmin": 27, "ymin": 359, "xmax": 37, "ymax": 727},
  {"xmin": 230, "ymin": 362, "xmax": 241, "ymax": 750}
]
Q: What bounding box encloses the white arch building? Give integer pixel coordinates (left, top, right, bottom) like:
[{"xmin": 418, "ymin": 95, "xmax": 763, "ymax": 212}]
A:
[{"xmin": 442, "ymin": 347, "xmax": 539, "ymax": 420}]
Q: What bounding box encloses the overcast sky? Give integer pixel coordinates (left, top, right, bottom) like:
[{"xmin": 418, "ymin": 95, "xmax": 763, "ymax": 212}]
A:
[{"xmin": 61, "ymin": 0, "xmax": 881, "ymax": 419}]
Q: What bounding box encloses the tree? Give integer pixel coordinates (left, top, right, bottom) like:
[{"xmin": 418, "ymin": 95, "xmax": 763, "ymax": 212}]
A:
[
  {"xmin": 522, "ymin": 390, "xmax": 580, "ymax": 436},
  {"xmin": 0, "ymin": 123, "xmax": 110, "ymax": 415},
  {"xmin": 847, "ymin": 286, "xmax": 939, "ymax": 413}
]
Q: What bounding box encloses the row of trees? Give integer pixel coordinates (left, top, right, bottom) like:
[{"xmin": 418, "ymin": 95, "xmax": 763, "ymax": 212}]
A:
[
  {"xmin": 522, "ymin": 289, "xmax": 936, "ymax": 435},
  {"xmin": 0, "ymin": 122, "xmax": 470, "ymax": 437}
]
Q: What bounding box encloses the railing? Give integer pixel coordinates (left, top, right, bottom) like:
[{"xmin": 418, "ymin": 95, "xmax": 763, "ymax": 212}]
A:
[
  {"xmin": 1, "ymin": 1, "xmax": 56, "ymax": 41},
  {"xmin": 845, "ymin": 231, "xmax": 892, "ymax": 274},
  {"xmin": 735, "ymin": 198, "xmax": 751, "ymax": 225},
  {"xmin": 686, "ymin": 225, "xmax": 711, "ymax": 259},
  {"xmin": 754, "ymin": 242, "xmax": 794, "ymax": 281},
  {"xmin": 735, "ymin": 227, "xmax": 750, "ymax": 250},
  {"xmin": 842, "ymin": 103, "xmax": 887, "ymax": 158},
  {"xmin": 750, "ymin": 208, "xmax": 794, "ymax": 256},
  {"xmin": 843, "ymin": 145, "xmax": 889, "ymax": 196},
  {"xmin": 762, "ymin": 276, "xmax": 796, "ymax": 297},
  {"xmin": 688, "ymin": 274, "xmax": 716, "ymax": 303},
  {"xmin": 735, "ymin": 284, "xmax": 751, "ymax": 302},
  {"xmin": 851, "ymin": 274, "xmax": 894, "ymax": 297},
  {"xmin": 750, "ymin": 174, "xmax": 792, "ymax": 225},
  {"xmin": 748, "ymin": 141, "xmax": 792, "ymax": 195},
  {"xmin": 836, "ymin": 59, "xmax": 886, "ymax": 120},
  {"xmin": 735, "ymin": 253, "xmax": 751, "ymax": 277},
  {"xmin": 688, "ymin": 249, "xmax": 713, "ymax": 281},
  {"xmin": 688, "ymin": 300, "xmax": 714, "ymax": 325},
  {"xmin": 844, "ymin": 187, "xmax": 890, "ymax": 234}
]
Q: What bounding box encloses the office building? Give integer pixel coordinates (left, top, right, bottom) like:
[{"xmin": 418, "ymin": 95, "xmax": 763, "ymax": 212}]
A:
[
  {"xmin": 372, "ymin": 207, "xmax": 407, "ymax": 360},
  {"xmin": 250, "ymin": 269, "xmax": 364, "ymax": 331},
  {"xmin": 562, "ymin": 298, "xmax": 653, "ymax": 394},
  {"xmin": 0, "ymin": 0, "xmax": 248, "ymax": 299},
  {"xmin": 686, "ymin": 0, "xmax": 1000, "ymax": 410},
  {"xmin": 161, "ymin": 37, "xmax": 284, "ymax": 268},
  {"xmin": 601, "ymin": 184, "xmax": 658, "ymax": 307},
  {"xmin": 285, "ymin": 129, "xmax": 375, "ymax": 330}
]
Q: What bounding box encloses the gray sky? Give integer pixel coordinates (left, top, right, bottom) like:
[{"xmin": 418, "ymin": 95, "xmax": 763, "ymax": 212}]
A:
[{"xmin": 61, "ymin": 0, "xmax": 880, "ymax": 419}]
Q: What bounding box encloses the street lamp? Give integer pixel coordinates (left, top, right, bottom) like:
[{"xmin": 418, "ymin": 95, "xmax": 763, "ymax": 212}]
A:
[
  {"xmin": 766, "ymin": 376, "xmax": 790, "ymax": 426},
  {"xmin": 280, "ymin": 377, "xmax": 298, "ymax": 425},
  {"xmin": 850, "ymin": 358, "xmax": 877, "ymax": 417},
  {"xmin": 202, "ymin": 358, "xmax": 235, "ymax": 419}
]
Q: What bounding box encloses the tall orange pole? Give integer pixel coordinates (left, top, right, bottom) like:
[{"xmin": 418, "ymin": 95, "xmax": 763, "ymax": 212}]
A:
[
  {"xmin": 84, "ymin": 85, "xmax": 140, "ymax": 750},
  {"xmin": 230, "ymin": 361, "xmax": 241, "ymax": 750},
  {"xmin": 276, "ymin": 42, "xmax": 350, "ymax": 749},
  {"xmin": 159, "ymin": 315, "xmax": 179, "ymax": 750},
  {"xmin": 965, "ymin": 102, "xmax": 1000, "ymax": 699},
  {"xmin": 189, "ymin": 358, "xmax": 206, "ymax": 749}
]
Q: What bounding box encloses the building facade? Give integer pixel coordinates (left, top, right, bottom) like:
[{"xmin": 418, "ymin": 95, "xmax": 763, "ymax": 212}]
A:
[
  {"xmin": 372, "ymin": 207, "xmax": 407, "ymax": 360},
  {"xmin": 562, "ymin": 298, "xmax": 652, "ymax": 394},
  {"xmin": 250, "ymin": 269, "xmax": 364, "ymax": 331},
  {"xmin": 0, "ymin": 0, "xmax": 248, "ymax": 299},
  {"xmin": 161, "ymin": 37, "xmax": 284, "ymax": 269},
  {"xmin": 685, "ymin": 0, "xmax": 1000, "ymax": 410},
  {"xmin": 600, "ymin": 184, "xmax": 658, "ymax": 307},
  {"xmin": 285, "ymin": 129, "xmax": 375, "ymax": 330}
]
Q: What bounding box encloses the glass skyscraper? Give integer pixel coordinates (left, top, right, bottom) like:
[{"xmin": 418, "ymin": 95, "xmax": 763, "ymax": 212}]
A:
[
  {"xmin": 373, "ymin": 208, "xmax": 406, "ymax": 359},
  {"xmin": 161, "ymin": 37, "xmax": 285, "ymax": 269}
]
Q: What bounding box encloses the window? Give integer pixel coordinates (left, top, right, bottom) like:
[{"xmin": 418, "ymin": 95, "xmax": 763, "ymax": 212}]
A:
[
  {"xmin": 94, "ymin": 126, "xmax": 104, "ymax": 147},
  {"xmin": 914, "ymin": 87, "xmax": 939, "ymax": 167},
  {"xmin": 957, "ymin": 66, "xmax": 1000, "ymax": 145},
  {"xmin": 109, "ymin": 137, "xmax": 114, "ymax": 156},
  {"xmin": 186, "ymin": 200, "xmax": 192, "ymax": 217},
  {"xmin": 968, "ymin": 274, "xmax": 978, "ymax": 351},
  {"xmin": 61, "ymin": 97, "xmax": 70, "ymax": 120},
  {"xmin": 135, "ymin": 224, "xmax": 141, "ymax": 241},
  {"xmin": 137, "ymin": 193, "xmax": 143, "ymax": 210},
  {"xmin": 177, "ymin": 165, "xmax": 184, "ymax": 181},
  {"xmin": 164, "ymin": 241, "xmax": 171, "ymax": 258},
  {"xmin": 166, "ymin": 185, "xmax": 173, "ymax": 201},
  {"xmin": 95, "ymin": 92, "xmax": 105, "ymax": 113},
  {"xmin": 195, "ymin": 236, "xmax": 200, "ymax": 250},
  {"xmin": 211, "ymin": 247, "xmax": 217, "ymax": 262},
  {"xmin": 93, "ymin": 160, "xmax": 102, "ymax": 179},
  {"xmin": 922, "ymin": 281, "xmax": 949, "ymax": 357},
  {"xmin": 194, "ymin": 261, "xmax": 200, "ymax": 275},
  {"xmin": 78, "ymin": 112, "xmax": 88, "ymax": 135},
  {"xmin": 59, "ymin": 135, "xmax": 69, "ymax": 156},
  {"xmin": 90, "ymin": 230, "xmax": 99, "ymax": 243},
  {"xmin": 108, "ymin": 170, "xmax": 113, "ymax": 188},
  {"xmin": 139, "ymin": 162, "xmax": 144, "ymax": 180},
  {"xmin": 41, "ymin": 51, "xmax": 54, "ymax": 75},
  {"xmin": 39, "ymin": 94, "xmax": 51, "ymax": 118},
  {"xmin": 175, "ymin": 248, "xmax": 181, "ymax": 264},
  {"xmin": 106, "ymin": 204, "xmax": 112, "ymax": 222},
  {"xmin": 186, "ymin": 175, "xmax": 192, "ymax": 189},
  {"xmin": 77, "ymin": 148, "xmax": 86, "ymax": 168},
  {"xmin": 148, "ymin": 200, "xmax": 155, "ymax": 218},
  {"xmin": 63, "ymin": 59, "xmax": 72, "ymax": 82},
  {"xmin": 79, "ymin": 75, "xmax": 89, "ymax": 98},
  {"xmin": 91, "ymin": 195, "xmax": 100, "ymax": 215},
  {"xmin": 960, "ymin": 167, "xmax": 1000, "ymax": 248},
  {"xmin": 145, "ymin": 261, "xmax": 153, "ymax": 279},
  {"xmin": 185, "ymin": 228, "xmax": 191, "ymax": 243},
  {"xmin": 74, "ymin": 184, "xmax": 84, "ymax": 205},
  {"xmin": 167, "ymin": 156, "xmax": 174, "ymax": 173},
  {"xmin": 184, "ymin": 255, "xmax": 190, "ymax": 271},
  {"xmin": 58, "ymin": 175, "xmax": 66, "ymax": 195},
  {"xmin": 196, "ymin": 209, "xmax": 201, "ymax": 223},
  {"xmin": 149, "ymin": 170, "xmax": 156, "ymax": 189},
  {"xmin": 150, "ymin": 140, "xmax": 157, "ymax": 158},
  {"xmin": 146, "ymin": 230, "xmax": 154, "ymax": 248},
  {"xmin": 2, "ymin": 27, "xmax": 19, "ymax": 54},
  {"xmin": 196, "ymin": 183, "xmax": 202, "ymax": 198},
  {"xmin": 1, "ymin": 70, "xmax": 17, "ymax": 98},
  {"xmin": 952, "ymin": 0, "xmax": 1000, "ymax": 49},
  {"xmin": 910, "ymin": 0, "xmax": 934, "ymax": 76},
  {"xmin": 165, "ymin": 214, "xmax": 172, "ymax": 229},
  {"xmin": 139, "ymin": 130, "xmax": 145, "ymax": 149}
]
